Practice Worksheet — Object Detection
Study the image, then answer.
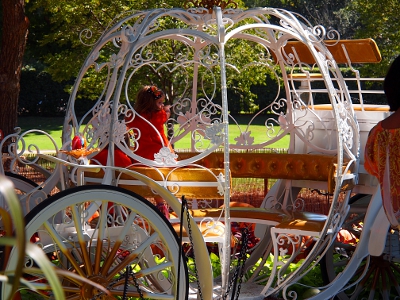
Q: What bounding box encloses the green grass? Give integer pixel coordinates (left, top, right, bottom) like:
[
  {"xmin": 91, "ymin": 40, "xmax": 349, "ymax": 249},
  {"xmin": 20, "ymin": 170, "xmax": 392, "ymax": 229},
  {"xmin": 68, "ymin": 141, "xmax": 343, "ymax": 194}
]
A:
[
  {"xmin": 17, "ymin": 117, "xmax": 64, "ymax": 151},
  {"xmin": 17, "ymin": 116, "xmax": 289, "ymax": 151}
]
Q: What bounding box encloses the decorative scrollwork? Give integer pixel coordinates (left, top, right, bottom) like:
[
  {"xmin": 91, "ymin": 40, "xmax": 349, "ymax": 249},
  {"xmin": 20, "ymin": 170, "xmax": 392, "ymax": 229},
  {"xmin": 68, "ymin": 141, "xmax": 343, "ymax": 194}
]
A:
[
  {"xmin": 154, "ymin": 147, "xmax": 179, "ymax": 165},
  {"xmin": 325, "ymin": 28, "xmax": 341, "ymax": 44},
  {"xmin": 79, "ymin": 28, "xmax": 96, "ymax": 47},
  {"xmin": 204, "ymin": 121, "xmax": 224, "ymax": 145}
]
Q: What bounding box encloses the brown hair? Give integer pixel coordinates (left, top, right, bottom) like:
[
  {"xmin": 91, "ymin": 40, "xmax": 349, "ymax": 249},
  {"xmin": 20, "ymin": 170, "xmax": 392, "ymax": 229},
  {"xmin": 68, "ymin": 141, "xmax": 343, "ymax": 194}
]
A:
[{"xmin": 134, "ymin": 85, "xmax": 165, "ymax": 115}]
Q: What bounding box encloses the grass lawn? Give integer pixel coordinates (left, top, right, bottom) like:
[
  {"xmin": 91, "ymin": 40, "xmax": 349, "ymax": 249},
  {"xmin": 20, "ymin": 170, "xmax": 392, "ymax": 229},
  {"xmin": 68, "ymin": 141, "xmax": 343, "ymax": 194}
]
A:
[
  {"xmin": 17, "ymin": 116, "xmax": 289, "ymax": 151},
  {"xmin": 17, "ymin": 117, "xmax": 65, "ymax": 150}
]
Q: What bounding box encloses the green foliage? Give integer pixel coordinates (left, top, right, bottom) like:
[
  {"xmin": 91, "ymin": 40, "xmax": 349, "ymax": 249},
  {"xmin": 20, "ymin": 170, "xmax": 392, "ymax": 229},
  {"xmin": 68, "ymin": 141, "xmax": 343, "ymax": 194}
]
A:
[
  {"xmin": 22, "ymin": 0, "xmax": 273, "ymax": 113},
  {"xmin": 344, "ymin": 0, "xmax": 400, "ymax": 77},
  {"xmin": 210, "ymin": 252, "xmax": 222, "ymax": 278},
  {"xmin": 26, "ymin": 0, "xmax": 184, "ymax": 83},
  {"xmin": 18, "ymin": 0, "xmax": 398, "ymax": 117},
  {"xmin": 245, "ymin": 0, "xmax": 354, "ymax": 37},
  {"xmin": 245, "ymin": 0, "xmax": 400, "ymax": 77},
  {"xmin": 224, "ymin": 37, "xmax": 276, "ymax": 114}
]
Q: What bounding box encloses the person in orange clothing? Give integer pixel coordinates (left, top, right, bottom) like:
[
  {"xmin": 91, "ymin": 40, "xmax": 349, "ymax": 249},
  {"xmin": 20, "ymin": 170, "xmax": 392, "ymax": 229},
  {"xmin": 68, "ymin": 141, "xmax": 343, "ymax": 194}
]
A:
[
  {"xmin": 364, "ymin": 55, "xmax": 400, "ymax": 228},
  {"xmin": 125, "ymin": 85, "xmax": 175, "ymax": 218}
]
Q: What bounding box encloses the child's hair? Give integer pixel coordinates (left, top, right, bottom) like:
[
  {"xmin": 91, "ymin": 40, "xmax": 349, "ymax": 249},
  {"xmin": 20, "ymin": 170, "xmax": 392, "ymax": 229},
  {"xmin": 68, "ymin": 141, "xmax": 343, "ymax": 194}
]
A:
[
  {"xmin": 384, "ymin": 55, "xmax": 400, "ymax": 111},
  {"xmin": 134, "ymin": 85, "xmax": 165, "ymax": 114}
]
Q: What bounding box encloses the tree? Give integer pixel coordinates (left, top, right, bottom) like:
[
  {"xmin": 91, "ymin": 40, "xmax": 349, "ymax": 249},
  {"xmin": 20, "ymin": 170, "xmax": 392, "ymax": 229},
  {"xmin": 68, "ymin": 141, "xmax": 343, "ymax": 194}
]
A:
[
  {"xmin": 245, "ymin": 0, "xmax": 400, "ymax": 77},
  {"xmin": 0, "ymin": 0, "xmax": 29, "ymax": 149},
  {"xmin": 344, "ymin": 0, "xmax": 400, "ymax": 76},
  {"xmin": 27, "ymin": 0, "xmax": 267, "ymax": 112},
  {"xmin": 28, "ymin": 0, "xmax": 187, "ymax": 83},
  {"xmin": 245, "ymin": 0, "xmax": 355, "ymax": 38}
]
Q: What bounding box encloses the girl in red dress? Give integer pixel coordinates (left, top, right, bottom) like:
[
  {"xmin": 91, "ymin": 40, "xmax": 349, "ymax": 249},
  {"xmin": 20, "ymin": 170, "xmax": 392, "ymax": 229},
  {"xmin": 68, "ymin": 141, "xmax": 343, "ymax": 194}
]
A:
[
  {"xmin": 125, "ymin": 85, "xmax": 175, "ymax": 218},
  {"xmin": 94, "ymin": 85, "xmax": 174, "ymax": 218},
  {"xmin": 126, "ymin": 85, "xmax": 174, "ymax": 161}
]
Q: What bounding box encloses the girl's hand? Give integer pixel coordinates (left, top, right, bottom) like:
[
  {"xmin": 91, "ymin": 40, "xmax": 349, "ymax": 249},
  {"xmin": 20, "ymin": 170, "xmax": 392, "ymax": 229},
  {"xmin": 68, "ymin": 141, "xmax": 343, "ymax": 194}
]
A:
[{"xmin": 164, "ymin": 105, "xmax": 171, "ymax": 116}]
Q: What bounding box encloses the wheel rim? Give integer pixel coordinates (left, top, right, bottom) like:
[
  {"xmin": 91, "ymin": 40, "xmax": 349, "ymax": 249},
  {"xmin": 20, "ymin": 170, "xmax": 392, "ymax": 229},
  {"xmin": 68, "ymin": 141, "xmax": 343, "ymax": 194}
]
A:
[
  {"xmin": 3, "ymin": 172, "xmax": 48, "ymax": 216},
  {"xmin": 321, "ymin": 194, "xmax": 400, "ymax": 300},
  {"xmin": 4, "ymin": 185, "xmax": 188, "ymax": 299}
]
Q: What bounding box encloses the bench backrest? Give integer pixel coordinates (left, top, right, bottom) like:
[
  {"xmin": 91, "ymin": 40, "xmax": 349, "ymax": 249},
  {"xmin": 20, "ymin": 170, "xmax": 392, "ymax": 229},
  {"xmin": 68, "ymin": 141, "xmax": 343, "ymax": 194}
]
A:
[{"xmin": 276, "ymin": 38, "xmax": 382, "ymax": 65}]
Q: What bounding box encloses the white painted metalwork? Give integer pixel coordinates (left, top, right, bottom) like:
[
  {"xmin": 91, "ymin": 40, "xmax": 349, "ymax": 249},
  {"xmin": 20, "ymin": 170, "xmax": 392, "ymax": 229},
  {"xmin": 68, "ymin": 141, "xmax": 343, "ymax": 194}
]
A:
[{"xmin": 1, "ymin": 1, "xmax": 395, "ymax": 299}]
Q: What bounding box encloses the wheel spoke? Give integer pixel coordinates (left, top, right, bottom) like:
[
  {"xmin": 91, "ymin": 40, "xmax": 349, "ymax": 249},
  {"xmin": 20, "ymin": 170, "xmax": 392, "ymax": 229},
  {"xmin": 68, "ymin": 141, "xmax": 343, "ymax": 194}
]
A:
[
  {"xmin": 106, "ymin": 231, "xmax": 160, "ymax": 279},
  {"xmin": 70, "ymin": 203, "xmax": 93, "ymax": 276},
  {"xmin": 42, "ymin": 220, "xmax": 86, "ymax": 277}
]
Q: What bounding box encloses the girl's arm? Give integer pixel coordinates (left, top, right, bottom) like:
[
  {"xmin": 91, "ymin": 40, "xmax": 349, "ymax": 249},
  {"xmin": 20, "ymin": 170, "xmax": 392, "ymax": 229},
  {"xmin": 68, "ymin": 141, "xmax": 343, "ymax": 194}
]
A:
[{"xmin": 164, "ymin": 105, "xmax": 171, "ymax": 119}]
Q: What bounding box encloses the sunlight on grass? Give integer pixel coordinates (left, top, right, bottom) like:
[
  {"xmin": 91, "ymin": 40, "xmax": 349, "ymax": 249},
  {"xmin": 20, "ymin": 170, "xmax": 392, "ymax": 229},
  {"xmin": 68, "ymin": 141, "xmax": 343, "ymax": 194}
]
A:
[
  {"xmin": 18, "ymin": 118, "xmax": 289, "ymax": 151},
  {"xmin": 173, "ymin": 125, "xmax": 289, "ymax": 150},
  {"xmin": 18, "ymin": 131, "xmax": 63, "ymax": 152}
]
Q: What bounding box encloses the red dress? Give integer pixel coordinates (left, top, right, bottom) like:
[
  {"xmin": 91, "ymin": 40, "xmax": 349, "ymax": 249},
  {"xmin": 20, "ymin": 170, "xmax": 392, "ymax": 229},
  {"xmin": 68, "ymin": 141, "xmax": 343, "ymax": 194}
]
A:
[
  {"xmin": 126, "ymin": 110, "xmax": 173, "ymax": 161},
  {"xmin": 92, "ymin": 147, "xmax": 133, "ymax": 167}
]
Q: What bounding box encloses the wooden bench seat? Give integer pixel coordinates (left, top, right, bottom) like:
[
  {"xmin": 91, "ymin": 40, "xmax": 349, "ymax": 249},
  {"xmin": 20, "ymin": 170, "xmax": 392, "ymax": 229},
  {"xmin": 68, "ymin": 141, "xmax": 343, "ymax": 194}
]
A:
[
  {"xmin": 178, "ymin": 152, "xmax": 354, "ymax": 194},
  {"xmin": 275, "ymin": 38, "xmax": 382, "ymax": 65},
  {"xmin": 85, "ymin": 152, "xmax": 353, "ymax": 199},
  {"xmin": 84, "ymin": 152, "xmax": 348, "ymax": 236}
]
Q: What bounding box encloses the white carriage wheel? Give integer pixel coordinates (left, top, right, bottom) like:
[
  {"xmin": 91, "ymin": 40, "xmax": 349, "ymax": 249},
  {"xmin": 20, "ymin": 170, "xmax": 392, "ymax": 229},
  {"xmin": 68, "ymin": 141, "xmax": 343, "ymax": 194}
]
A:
[
  {"xmin": 4, "ymin": 172, "xmax": 38, "ymax": 194},
  {"xmin": 2, "ymin": 172, "xmax": 47, "ymax": 217},
  {"xmin": 3, "ymin": 185, "xmax": 188, "ymax": 300},
  {"xmin": 321, "ymin": 194, "xmax": 400, "ymax": 300}
]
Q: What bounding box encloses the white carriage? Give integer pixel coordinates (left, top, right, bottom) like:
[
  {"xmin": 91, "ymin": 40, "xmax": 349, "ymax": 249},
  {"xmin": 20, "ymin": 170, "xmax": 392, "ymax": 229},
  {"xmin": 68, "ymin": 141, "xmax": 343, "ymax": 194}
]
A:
[{"xmin": 0, "ymin": 1, "xmax": 395, "ymax": 299}]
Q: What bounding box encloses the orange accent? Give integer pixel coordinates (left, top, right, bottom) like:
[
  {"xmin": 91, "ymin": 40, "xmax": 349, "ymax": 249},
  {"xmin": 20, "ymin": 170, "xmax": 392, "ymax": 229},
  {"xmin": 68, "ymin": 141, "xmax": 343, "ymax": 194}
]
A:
[
  {"xmin": 365, "ymin": 122, "xmax": 400, "ymax": 224},
  {"xmin": 178, "ymin": 152, "xmax": 353, "ymax": 193},
  {"xmin": 177, "ymin": 207, "xmax": 287, "ymax": 223},
  {"xmin": 88, "ymin": 211, "xmax": 100, "ymax": 223},
  {"xmin": 87, "ymin": 152, "xmax": 353, "ymax": 197},
  {"xmin": 172, "ymin": 222, "xmax": 236, "ymax": 247},
  {"xmin": 311, "ymin": 104, "xmax": 390, "ymax": 112},
  {"xmin": 288, "ymin": 73, "xmax": 322, "ymax": 79},
  {"xmin": 274, "ymin": 38, "xmax": 381, "ymax": 65},
  {"xmin": 171, "ymin": 206, "xmax": 327, "ymax": 235},
  {"xmin": 85, "ymin": 166, "xmax": 225, "ymax": 199},
  {"xmin": 337, "ymin": 229, "xmax": 357, "ymax": 245},
  {"xmin": 275, "ymin": 211, "xmax": 327, "ymax": 232},
  {"xmin": 60, "ymin": 147, "xmax": 99, "ymax": 159}
]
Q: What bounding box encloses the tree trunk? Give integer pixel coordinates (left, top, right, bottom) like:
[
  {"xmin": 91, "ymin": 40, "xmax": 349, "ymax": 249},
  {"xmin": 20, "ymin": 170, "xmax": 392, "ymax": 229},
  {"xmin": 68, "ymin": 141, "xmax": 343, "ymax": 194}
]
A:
[{"xmin": 0, "ymin": 0, "xmax": 29, "ymax": 151}]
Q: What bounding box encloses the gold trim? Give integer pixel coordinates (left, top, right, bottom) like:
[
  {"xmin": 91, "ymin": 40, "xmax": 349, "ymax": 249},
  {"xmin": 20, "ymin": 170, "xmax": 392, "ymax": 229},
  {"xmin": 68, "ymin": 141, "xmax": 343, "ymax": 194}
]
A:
[
  {"xmin": 60, "ymin": 148, "xmax": 99, "ymax": 159},
  {"xmin": 184, "ymin": 0, "xmax": 237, "ymax": 11}
]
